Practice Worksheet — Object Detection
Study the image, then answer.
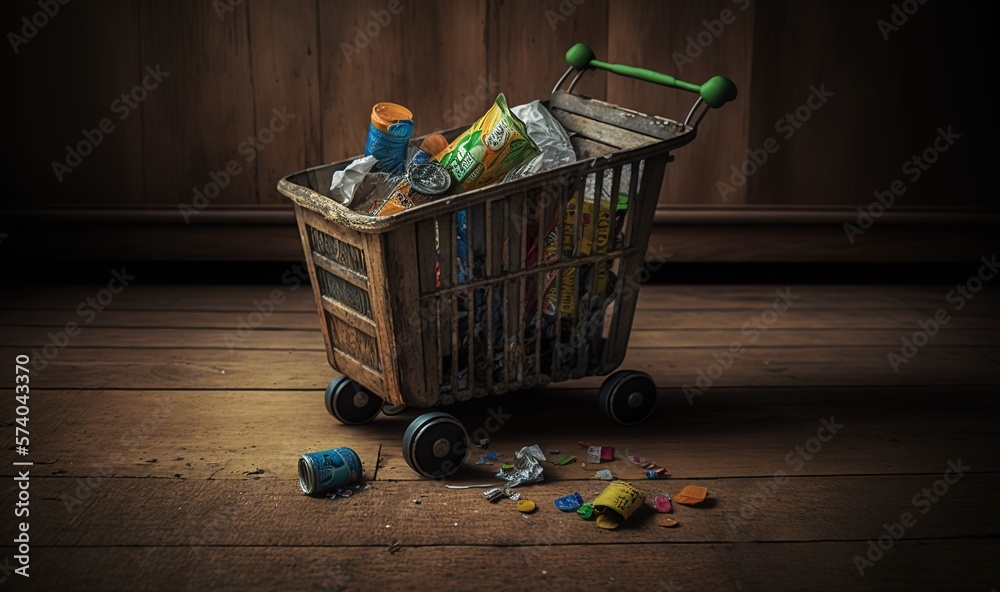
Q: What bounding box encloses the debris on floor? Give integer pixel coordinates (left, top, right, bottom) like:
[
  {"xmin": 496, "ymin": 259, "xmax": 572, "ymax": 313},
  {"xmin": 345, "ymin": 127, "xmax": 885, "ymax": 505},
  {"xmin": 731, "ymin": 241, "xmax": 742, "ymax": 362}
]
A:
[
  {"xmin": 579, "ymin": 441, "xmax": 614, "ymax": 463},
  {"xmin": 627, "ymin": 454, "xmax": 669, "ymax": 477},
  {"xmin": 495, "ymin": 445, "xmax": 545, "ymax": 491},
  {"xmin": 243, "ymin": 468, "xmax": 265, "ymax": 475},
  {"xmin": 577, "ymin": 503, "xmax": 595, "ymax": 520},
  {"xmin": 516, "ymin": 499, "xmax": 537, "ymax": 513},
  {"xmin": 657, "ymin": 518, "xmax": 679, "ymax": 528},
  {"xmin": 592, "ymin": 481, "xmax": 644, "ymax": 530},
  {"xmin": 326, "ymin": 483, "xmax": 371, "ymax": 500},
  {"xmin": 594, "ymin": 469, "xmax": 614, "ymax": 480},
  {"xmin": 554, "ymin": 492, "xmax": 585, "ymax": 511},
  {"xmin": 556, "ymin": 454, "xmax": 576, "ymax": 466},
  {"xmin": 484, "ymin": 487, "xmax": 506, "ymax": 502},
  {"xmin": 445, "ymin": 483, "xmax": 501, "ymax": 489},
  {"xmin": 298, "ymin": 447, "xmax": 363, "ymax": 496},
  {"xmin": 654, "ymin": 492, "xmax": 672, "ymax": 513},
  {"xmin": 674, "ymin": 485, "xmax": 708, "ymax": 506}
]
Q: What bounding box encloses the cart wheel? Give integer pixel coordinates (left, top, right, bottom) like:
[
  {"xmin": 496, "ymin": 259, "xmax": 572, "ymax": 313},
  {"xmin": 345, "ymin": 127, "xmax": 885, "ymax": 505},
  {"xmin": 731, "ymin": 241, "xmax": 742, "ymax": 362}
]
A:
[
  {"xmin": 382, "ymin": 404, "xmax": 407, "ymax": 416},
  {"xmin": 599, "ymin": 370, "xmax": 657, "ymax": 426},
  {"xmin": 402, "ymin": 412, "xmax": 469, "ymax": 479},
  {"xmin": 324, "ymin": 376, "xmax": 384, "ymax": 425}
]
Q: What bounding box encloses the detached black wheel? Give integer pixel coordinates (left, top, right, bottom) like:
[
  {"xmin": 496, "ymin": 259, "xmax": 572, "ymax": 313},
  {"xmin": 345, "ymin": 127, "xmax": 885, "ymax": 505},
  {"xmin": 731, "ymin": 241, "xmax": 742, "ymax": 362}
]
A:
[
  {"xmin": 600, "ymin": 370, "xmax": 657, "ymax": 426},
  {"xmin": 402, "ymin": 412, "xmax": 469, "ymax": 479},
  {"xmin": 324, "ymin": 376, "xmax": 383, "ymax": 425}
]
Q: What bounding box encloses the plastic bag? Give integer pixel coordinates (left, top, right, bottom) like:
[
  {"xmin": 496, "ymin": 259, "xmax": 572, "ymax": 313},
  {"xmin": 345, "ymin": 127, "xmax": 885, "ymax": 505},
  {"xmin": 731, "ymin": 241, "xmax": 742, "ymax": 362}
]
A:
[
  {"xmin": 329, "ymin": 155, "xmax": 378, "ymax": 206},
  {"xmin": 505, "ymin": 100, "xmax": 576, "ymax": 181}
]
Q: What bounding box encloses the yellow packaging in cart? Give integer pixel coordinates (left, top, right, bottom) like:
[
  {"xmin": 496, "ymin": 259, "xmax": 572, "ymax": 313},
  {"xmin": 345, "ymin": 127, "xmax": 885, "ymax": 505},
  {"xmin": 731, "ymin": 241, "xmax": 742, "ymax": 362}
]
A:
[{"xmin": 557, "ymin": 196, "xmax": 611, "ymax": 317}]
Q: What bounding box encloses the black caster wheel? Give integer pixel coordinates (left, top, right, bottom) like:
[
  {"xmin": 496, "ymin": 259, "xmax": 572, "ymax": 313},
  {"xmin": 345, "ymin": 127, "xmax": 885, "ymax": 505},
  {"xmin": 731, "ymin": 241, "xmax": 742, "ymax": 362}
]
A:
[
  {"xmin": 382, "ymin": 404, "xmax": 407, "ymax": 416},
  {"xmin": 324, "ymin": 376, "xmax": 384, "ymax": 425},
  {"xmin": 599, "ymin": 370, "xmax": 657, "ymax": 426},
  {"xmin": 402, "ymin": 412, "xmax": 469, "ymax": 478}
]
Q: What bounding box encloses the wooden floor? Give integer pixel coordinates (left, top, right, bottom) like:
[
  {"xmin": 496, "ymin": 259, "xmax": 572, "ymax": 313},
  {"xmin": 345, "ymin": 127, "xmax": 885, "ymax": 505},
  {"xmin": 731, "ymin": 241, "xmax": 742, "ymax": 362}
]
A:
[{"xmin": 2, "ymin": 282, "xmax": 998, "ymax": 591}]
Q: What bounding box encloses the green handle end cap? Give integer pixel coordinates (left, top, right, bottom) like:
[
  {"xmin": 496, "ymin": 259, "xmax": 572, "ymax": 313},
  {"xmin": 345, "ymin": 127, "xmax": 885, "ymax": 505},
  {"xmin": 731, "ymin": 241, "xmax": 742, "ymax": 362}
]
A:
[
  {"xmin": 700, "ymin": 76, "xmax": 738, "ymax": 108},
  {"xmin": 566, "ymin": 43, "xmax": 595, "ymax": 70}
]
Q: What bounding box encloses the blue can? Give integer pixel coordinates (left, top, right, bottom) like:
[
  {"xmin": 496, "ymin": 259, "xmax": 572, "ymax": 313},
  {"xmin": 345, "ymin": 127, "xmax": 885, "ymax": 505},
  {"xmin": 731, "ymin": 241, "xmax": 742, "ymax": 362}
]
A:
[
  {"xmin": 365, "ymin": 102, "xmax": 414, "ymax": 173},
  {"xmin": 298, "ymin": 447, "xmax": 363, "ymax": 495}
]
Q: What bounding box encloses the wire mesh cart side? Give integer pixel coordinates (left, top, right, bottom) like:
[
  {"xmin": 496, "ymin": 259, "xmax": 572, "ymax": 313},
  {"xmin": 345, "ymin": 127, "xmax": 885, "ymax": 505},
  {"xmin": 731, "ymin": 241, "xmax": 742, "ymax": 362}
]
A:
[{"xmin": 279, "ymin": 43, "xmax": 737, "ymax": 477}]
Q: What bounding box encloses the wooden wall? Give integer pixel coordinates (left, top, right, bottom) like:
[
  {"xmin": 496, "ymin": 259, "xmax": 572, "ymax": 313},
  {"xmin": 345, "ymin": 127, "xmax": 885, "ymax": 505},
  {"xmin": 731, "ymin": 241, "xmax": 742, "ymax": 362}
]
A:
[{"xmin": 1, "ymin": 0, "xmax": 992, "ymax": 209}]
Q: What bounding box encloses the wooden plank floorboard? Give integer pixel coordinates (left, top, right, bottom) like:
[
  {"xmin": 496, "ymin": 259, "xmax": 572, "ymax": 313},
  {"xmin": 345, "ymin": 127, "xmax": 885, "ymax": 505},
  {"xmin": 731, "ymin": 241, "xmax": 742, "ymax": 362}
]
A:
[
  {"xmin": 3, "ymin": 302, "xmax": 997, "ymax": 330},
  {"xmin": 3, "ymin": 325, "xmax": 999, "ymax": 349},
  {"xmin": 6, "ymin": 344, "xmax": 996, "ymax": 391},
  {"xmin": 7, "ymin": 474, "xmax": 998, "ymax": 547},
  {"xmin": 7, "ymin": 541, "xmax": 997, "ymax": 592},
  {"xmin": 4, "ymin": 389, "xmax": 997, "ymax": 480},
  {"xmin": 0, "ymin": 283, "xmax": 996, "ymax": 591},
  {"xmin": 5, "ymin": 283, "xmax": 996, "ymax": 313}
]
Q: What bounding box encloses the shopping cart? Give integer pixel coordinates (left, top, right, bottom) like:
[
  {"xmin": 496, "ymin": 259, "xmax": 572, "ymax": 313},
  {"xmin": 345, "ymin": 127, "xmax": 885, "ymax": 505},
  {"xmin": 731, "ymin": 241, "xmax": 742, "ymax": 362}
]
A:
[{"xmin": 278, "ymin": 43, "xmax": 737, "ymax": 478}]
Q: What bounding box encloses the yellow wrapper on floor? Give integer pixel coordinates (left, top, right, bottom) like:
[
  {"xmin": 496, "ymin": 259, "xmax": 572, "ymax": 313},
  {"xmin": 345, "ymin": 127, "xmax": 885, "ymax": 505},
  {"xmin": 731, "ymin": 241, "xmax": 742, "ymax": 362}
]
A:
[{"xmin": 592, "ymin": 480, "xmax": 645, "ymax": 529}]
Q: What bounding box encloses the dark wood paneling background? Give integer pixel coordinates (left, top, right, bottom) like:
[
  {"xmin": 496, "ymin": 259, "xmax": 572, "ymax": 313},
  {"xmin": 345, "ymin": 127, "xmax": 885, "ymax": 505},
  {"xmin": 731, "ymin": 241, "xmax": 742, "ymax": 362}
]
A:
[{"xmin": 1, "ymin": 0, "xmax": 993, "ymax": 208}]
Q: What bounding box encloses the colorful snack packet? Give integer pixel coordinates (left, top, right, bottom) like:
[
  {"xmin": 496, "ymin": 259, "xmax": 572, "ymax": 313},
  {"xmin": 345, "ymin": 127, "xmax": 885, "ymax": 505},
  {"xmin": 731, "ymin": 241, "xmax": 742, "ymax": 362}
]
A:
[
  {"xmin": 592, "ymin": 481, "xmax": 645, "ymax": 529},
  {"xmin": 674, "ymin": 485, "xmax": 708, "ymax": 506},
  {"xmin": 434, "ymin": 93, "xmax": 540, "ymax": 194}
]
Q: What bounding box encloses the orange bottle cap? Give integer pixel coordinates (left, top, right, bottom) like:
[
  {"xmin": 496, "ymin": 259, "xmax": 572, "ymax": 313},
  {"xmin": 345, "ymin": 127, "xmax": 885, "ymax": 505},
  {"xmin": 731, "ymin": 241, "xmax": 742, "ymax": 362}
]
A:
[{"xmin": 371, "ymin": 102, "xmax": 413, "ymax": 133}]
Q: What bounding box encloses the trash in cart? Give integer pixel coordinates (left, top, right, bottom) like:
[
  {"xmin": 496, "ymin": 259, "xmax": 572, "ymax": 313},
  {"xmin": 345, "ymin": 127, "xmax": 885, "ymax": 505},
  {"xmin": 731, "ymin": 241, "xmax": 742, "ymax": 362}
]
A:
[{"xmin": 278, "ymin": 42, "xmax": 737, "ymax": 481}]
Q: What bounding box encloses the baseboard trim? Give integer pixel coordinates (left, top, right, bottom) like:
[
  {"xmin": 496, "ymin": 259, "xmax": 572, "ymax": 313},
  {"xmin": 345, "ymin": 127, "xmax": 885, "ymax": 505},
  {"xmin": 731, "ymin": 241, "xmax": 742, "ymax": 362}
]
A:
[{"xmin": 2, "ymin": 205, "xmax": 997, "ymax": 263}]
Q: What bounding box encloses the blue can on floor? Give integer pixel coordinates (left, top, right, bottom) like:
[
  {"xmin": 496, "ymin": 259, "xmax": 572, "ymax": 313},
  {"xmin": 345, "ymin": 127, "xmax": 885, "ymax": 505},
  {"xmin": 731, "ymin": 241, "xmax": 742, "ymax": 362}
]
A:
[{"xmin": 298, "ymin": 447, "xmax": 362, "ymax": 495}]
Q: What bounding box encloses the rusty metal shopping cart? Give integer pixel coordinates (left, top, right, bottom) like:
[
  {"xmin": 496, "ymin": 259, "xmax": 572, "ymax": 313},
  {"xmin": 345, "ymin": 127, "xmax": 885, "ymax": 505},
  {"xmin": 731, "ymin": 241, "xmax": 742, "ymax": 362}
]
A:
[{"xmin": 278, "ymin": 43, "xmax": 737, "ymax": 478}]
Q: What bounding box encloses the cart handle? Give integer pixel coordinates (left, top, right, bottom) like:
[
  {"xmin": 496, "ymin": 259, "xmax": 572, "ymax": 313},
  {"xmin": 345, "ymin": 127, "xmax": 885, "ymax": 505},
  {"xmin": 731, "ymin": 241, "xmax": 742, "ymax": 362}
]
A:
[{"xmin": 562, "ymin": 42, "xmax": 737, "ymax": 108}]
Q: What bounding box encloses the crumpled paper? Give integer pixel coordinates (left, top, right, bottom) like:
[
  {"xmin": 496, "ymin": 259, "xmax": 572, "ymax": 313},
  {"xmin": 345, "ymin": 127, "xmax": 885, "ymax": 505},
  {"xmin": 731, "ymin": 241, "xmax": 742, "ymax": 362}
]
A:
[
  {"xmin": 495, "ymin": 445, "xmax": 546, "ymax": 491},
  {"xmin": 329, "ymin": 155, "xmax": 377, "ymax": 205}
]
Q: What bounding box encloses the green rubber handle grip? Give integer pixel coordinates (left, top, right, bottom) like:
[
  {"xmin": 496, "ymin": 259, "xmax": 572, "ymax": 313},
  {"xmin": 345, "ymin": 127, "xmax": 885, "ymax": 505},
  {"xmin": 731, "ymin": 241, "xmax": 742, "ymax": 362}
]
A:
[{"xmin": 566, "ymin": 42, "xmax": 737, "ymax": 109}]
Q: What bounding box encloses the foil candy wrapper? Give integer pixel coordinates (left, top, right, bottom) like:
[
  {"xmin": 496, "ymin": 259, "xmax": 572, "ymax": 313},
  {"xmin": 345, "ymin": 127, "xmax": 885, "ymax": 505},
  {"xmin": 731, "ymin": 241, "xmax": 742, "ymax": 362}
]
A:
[
  {"xmin": 484, "ymin": 487, "xmax": 505, "ymax": 502},
  {"xmin": 494, "ymin": 445, "xmax": 546, "ymax": 489}
]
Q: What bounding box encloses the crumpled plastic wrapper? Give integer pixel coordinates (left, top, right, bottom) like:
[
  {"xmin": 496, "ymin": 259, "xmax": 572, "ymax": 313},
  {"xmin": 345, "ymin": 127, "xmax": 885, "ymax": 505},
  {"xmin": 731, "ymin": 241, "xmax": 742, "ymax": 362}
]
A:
[
  {"xmin": 504, "ymin": 101, "xmax": 576, "ymax": 181},
  {"xmin": 329, "ymin": 155, "xmax": 378, "ymax": 205},
  {"xmin": 495, "ymin": 445, "xmax": 546, "ymax": 490}
]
